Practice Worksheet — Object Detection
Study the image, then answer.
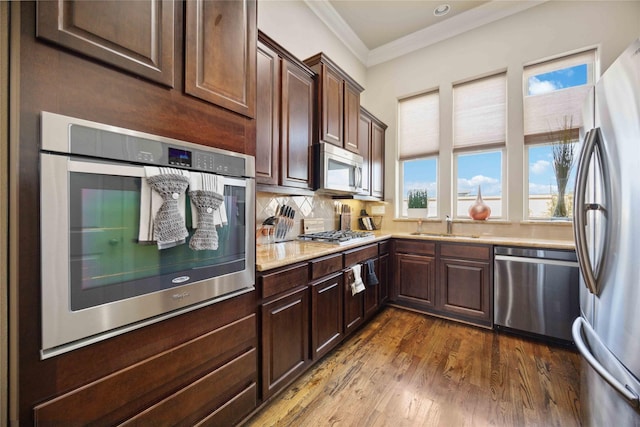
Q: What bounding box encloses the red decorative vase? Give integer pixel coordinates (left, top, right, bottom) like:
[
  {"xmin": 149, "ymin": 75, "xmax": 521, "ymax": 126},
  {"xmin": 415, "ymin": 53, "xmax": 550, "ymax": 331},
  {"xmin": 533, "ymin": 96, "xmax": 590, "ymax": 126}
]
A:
[{"xmin": 468, "ymin": 185, "xmax": 491, "ymax": 220}]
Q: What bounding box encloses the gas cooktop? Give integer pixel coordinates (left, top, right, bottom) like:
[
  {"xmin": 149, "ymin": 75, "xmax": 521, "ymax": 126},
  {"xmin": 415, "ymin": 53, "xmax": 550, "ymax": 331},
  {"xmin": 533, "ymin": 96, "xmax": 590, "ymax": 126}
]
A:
[{"xmin": 298, "ymin": 230, "xmax": 375, "ymax": 246}]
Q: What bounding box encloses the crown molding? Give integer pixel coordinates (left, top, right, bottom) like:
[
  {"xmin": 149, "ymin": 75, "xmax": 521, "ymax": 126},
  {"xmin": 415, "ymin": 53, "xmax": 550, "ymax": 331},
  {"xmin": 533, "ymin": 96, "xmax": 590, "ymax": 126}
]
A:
[
  {"xmin": 304, "ymin": 0, "xmax": 548, "ymax": 68},
  {"xmin": 366, "ymin": 1, "xmax": 547, "ymax": 67},
  {"xmin": 303, "ymin": 0, "xmax": 369, "ymax": 65}
]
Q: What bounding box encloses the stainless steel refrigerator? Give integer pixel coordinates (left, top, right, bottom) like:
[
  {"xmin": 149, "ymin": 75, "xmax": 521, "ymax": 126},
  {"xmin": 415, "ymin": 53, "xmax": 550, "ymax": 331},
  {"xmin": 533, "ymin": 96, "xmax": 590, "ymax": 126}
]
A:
[{"xmin": 572, "ymin": 38, "xmax": 640, "ymax": 425}]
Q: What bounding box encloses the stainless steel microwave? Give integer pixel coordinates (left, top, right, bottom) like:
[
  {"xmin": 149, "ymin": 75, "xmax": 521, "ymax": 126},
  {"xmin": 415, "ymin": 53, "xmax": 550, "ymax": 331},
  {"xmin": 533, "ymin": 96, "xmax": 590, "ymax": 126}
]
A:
[
  {"xmin": 39, "ymin": 112, "xmax": 255, "ymax": 358},
  {"xmin": 314, "ymin": 142, "xmax": 364, "ymax": 195}
]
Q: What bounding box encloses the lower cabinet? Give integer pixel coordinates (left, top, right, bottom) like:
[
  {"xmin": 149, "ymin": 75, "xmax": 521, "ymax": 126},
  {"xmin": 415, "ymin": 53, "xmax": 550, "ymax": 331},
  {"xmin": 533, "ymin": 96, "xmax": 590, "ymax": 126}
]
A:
[
  {"xmin": 391, "ymin": 239, "xmax": 493, "ymax": 328},
  {"xmin": 439, "ymin": 243, "xmax": 492, "ymax": 326},
  {"xmin": 34, "ymin": 308, "xmax": 258, "ymax": 426},
  {"xmin": 259, "ymin": 263, "xmax": 310, "ymax": 400},
  {"xmin": 310, "ymin": 271, "xmax": 344, "ymax": 361},
  {"xmin": 343, "ymin": 267, "xmax": 365, "ymax": 336}
]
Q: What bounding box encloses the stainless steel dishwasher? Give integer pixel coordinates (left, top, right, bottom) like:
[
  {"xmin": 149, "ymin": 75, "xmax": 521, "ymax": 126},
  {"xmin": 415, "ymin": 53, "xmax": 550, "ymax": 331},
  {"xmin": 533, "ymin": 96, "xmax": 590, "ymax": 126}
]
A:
[{"xmin": 494, "ymin": 246, "xmax": 580, "ymax": 342}]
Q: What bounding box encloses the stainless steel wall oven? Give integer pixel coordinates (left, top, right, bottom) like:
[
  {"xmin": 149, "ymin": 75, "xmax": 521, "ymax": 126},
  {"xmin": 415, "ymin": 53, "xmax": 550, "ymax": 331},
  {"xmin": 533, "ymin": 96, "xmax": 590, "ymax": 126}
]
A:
[{"xmin": 39, "ymin": 112, "xmax": 255, "ymax": 358}]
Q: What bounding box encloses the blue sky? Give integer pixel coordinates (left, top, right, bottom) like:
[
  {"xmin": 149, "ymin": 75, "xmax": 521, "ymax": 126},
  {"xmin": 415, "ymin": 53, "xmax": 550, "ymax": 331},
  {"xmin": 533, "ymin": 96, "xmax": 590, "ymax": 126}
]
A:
[{"xmin": 403, "ymin": 64, "xmax": 587, "ymax": 202}]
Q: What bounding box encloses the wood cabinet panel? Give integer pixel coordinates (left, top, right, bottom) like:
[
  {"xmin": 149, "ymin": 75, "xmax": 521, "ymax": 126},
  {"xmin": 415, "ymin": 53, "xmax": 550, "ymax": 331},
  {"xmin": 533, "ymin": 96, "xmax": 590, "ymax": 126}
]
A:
[
  {"xmin": 261, "ymin": 263, "xmax": 308, "ymax": 299},
  {"xmin": 394, "ymin": 253, "xmax": 437, "ymax": 308},
  {"xmin": 34, "ymin": 314, "xmax": 257, "ymax": 425},
  {"xmin": 394, "ymin": 239, "xmax": 436, "ymax": 256},
  {"xmin": 185, "ymin": 0, "xmax": 256, "ymax": 118},
  {"xmin": 120, "ymin": 349, "xmax": 256, "ymax": 426},
  {"xmin": 371, "ymin": 120, "xmax": 385, "ymax": 199},
  {"xmin": 440, "ymin": 243, "xmax": 491, "ymax": 261},
  {"xmin": 310, "ymin": 253, "xmax": 343, "ymax": 281},
  {"xmin": 343, "ymin": 243, "xmax": 378, "ymax": 267},
  {"xmin": 281, "ymin": 60, "xmax": 314, "ymax": 189},
  {"xmin": 344, "ymin": 84, "xmax": 360, "ymax": 153},
  {"xmin": 195, "ymin": 383, "xmax": 257, "ymax": 427},
  {"xmin": 379, "ymin": 253, "xmax": 389, "ymax": 304},
  {"xmin": 321, "ymin": 66, "xmax": 344, "ymax": 146},
  {"xmin": 261, "ymin": 287, "xmax": 310, "ymax": 399},
  {"xmin": 311, "ymin": 272, "xmax": 344, "ymax": 360},
  {"xmin": 37, "ymin": 0, "xmax": 175, "ymax": 86},
  {"xmin": 363, "ymin": 258, "xmax": 379, "ymax": 318},
  {"xmin": 256, "ymin": 40, "xmax": 280, "ymax": 185},
  {"xmin": 439, "ymin": 257, "xmax": 492, "ymax": 325},
  {"xmin": 358, "ymin": 113, "xmax": 372, "ymax": 195},
  {"xmin": 343, "ymin": 269, "xmax": 364, "ymax": 335}
]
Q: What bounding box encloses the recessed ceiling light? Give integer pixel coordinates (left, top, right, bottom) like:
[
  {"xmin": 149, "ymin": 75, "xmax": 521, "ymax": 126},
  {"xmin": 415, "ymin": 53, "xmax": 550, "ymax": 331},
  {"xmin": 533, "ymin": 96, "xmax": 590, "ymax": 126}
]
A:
[{"xmin": 434, "ymin": 4, "xmax": 451, "ymax": 17}]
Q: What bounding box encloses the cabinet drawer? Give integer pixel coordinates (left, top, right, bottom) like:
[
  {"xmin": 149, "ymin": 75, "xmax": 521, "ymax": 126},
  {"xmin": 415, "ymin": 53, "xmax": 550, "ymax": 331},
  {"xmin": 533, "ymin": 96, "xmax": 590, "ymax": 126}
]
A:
[
  {"xmin": 34, "ymin": 315, "xmax": 256, "ymax": 425},
  {"xmin": 344, "ymin": 243, "xmax": 378, "ymax": 267},
  {"xmin": 310, "ymin": 253, "xmax": 343, "ymax": 281},
  {"xmin": 394, "ymin": 239, "xmax": 436, "ymax": 256},
  {"xmin": 379, "ymin": 240, "xmax": 390, "ymax": 255},
  {"xmin": 121, "ymin": 349, "xmax": 257, "ymax": 426},
  {"xmin": 195, "ymin": 383, "xmax": 257, "ymax": 427},
  {"xmin": 261, "ymin": 263, "xmax": 309, "ymax": 299},
  {"xmin": 440, "ymin": 243, "xmax": 491, "ymax": 261}
]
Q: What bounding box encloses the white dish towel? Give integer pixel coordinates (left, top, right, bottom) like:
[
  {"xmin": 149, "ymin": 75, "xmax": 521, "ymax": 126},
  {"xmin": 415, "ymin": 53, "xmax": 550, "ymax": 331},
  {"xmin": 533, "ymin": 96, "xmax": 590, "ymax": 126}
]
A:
[{"xmin": 350, "ymin": 264, "xmax": 366, "ymax": 296}]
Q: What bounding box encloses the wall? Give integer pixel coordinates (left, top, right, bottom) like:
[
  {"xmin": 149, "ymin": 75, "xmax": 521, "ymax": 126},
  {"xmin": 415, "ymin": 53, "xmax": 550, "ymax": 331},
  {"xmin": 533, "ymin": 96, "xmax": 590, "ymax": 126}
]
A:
[
  {"xmin": 257, "ymin": 0, "xmax": 367, "ymax": 97},
  {"xmin": 364, "ymin": 0, "xmax": 640, "ymax": 238}
]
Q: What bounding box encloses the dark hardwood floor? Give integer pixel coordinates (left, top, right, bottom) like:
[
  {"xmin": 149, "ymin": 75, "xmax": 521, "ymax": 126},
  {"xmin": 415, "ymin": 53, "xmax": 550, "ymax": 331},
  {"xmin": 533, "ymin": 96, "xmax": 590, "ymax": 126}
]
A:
[{"xmin": 245, "ymin": 307, "xmax": 581, "ymax": 426}]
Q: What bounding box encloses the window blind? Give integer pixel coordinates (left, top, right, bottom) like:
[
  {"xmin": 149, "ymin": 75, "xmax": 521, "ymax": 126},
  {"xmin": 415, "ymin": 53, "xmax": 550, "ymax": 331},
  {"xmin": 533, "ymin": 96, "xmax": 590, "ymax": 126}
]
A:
[
  {"xmin": 453, "ymin": 73, "xmax": 506, "ymax": 151},
  {"xmin": 398, "ymin": 91, "xmax": 439, "ymax": 160},
  {"xmin": 524, "ymin": 49, "xmax": 595, "ymax": 141}
]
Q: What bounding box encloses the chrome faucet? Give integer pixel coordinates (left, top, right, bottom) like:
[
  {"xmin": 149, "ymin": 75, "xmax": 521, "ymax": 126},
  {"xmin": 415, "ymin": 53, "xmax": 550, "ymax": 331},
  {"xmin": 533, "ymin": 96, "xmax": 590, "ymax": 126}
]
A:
[{"xmin": 446, "ymin": 215, "xmax": 453, "ymax": 234}]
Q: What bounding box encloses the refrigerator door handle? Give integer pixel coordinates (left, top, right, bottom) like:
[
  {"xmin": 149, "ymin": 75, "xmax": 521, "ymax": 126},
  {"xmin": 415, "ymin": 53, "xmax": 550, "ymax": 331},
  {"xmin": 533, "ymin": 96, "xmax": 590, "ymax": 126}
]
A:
[
  {"xmin": 572, "ymin": 317, "xmax": 640, "ymax": 406},
  {"xmin": 573, "ymin": 128, "xmax": 607, "ymax": 295}
]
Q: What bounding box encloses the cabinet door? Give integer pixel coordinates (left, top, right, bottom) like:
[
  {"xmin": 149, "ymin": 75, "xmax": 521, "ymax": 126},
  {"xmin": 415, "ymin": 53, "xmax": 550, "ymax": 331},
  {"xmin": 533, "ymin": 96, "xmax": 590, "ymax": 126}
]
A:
[
  {"xmin": 394, "ymin": 253, "xmax": 437, "ymax": 309},
  {"xmin": 363, "ymin": 259, "xmax": 379, "ymax": 319},
  {"xmin": 439, "ymin": 258, "xmax": 492, "ymax": 325},
  {"xmin": 344, "ymin": 84, "xmax": 360, "ymax": 153},
  {"xmin": 281, "ymin": 60, "xmax": 314, "ymax": 189},
  {"xmin": 343, "ymin": 269, "xmax": 364, "ymax": 336},
  {"xmin": 261, "ymin": 287, "xmax": 309, "ymax": 399},
  {"xmin": 321, "ymin": 65, "xmax": 344, "ymax": 147},
  {"xmin": 37, "ymin": 0, "xmax": 175, "ymax": 87},
  {"xmin": 379, "ymin": 253, "xmax": 389, "ymax": 304},
  {"xmin": 371, "ymin": 121, "xmax": 385, "ymax": 199},
  {"xmin": 311, "ymin": 273, "xmax": 344, "ymax": 361},
  {"xmin": 185, "ymin": 0, "xmax": 256, "ymax": 118},
  {"xmin": 358, "ymin": 113, "xmax": 372, "ymax": 196},
  {"xmin": 256, "ymin": 41, "xmax": 280, "ymax": 185}
]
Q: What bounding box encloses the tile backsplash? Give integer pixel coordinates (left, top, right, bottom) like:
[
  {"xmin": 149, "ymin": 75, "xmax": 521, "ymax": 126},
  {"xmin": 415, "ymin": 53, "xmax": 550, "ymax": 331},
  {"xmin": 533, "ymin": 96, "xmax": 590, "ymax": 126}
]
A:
[{"xmin": 256, "ymin": 192, "xmax": 366, "ymax": 241}]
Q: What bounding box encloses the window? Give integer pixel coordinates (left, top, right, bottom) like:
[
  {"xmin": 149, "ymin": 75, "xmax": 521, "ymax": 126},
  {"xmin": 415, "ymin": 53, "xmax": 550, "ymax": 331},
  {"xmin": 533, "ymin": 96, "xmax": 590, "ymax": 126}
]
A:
[
  {"xmin": 524, "ymin": 50, "xmax": 595, "ymax": 219},
  {"xmin": 398, "ymin": 91, "xmax": 439, "ymax": 217},
  {"xmin": 453, "ymin": 73, "xmax": 506, "ymax": 219}
]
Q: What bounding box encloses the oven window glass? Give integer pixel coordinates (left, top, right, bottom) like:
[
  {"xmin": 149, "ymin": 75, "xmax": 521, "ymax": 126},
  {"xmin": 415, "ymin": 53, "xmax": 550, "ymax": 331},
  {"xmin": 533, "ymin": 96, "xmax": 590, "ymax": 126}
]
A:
[
  {"xmin": 69, "ymin": 172, "xmax": 246, "ymax": 310},
  {"xmin": 327, "ymin": 158, "xmax": 355, "ymax": 188}
]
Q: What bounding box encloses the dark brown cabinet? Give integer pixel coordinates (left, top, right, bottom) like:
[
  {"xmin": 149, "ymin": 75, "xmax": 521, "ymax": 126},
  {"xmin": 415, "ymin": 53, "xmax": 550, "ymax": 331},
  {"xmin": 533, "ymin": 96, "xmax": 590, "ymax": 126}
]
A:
[
  {"xmin": 305, "ymin": 53, "xmax": 364, "ymax": 154},
  {"xmin": 37, "ymin": 0, "xmax": 176, "ymax": 87},
  {"xmin": 391, "ymin": 239, "xmax": 493, "ymax": 328},
  {"xmin": 392, "ymin": 240, "xmax": 437, "ymax": 310},
  {"xmin": 343, "ymin": 268, "xmax": 365, "ymax": 335},
  {"xmin": 256, "ymin": 32, "xmax": 315, "ymax": 192},
  {"xmin": 185, "ymin": 0, "xmax": 257, "ymax": 118},
  {"xmin": 259, "ymin": 263, "xmax": 310, "ymax": 400},
  {"xmin": 439, "ymin": 243, "xmax": 493, "ymax": 326},
  {"xmin": 359, "ymin": 107, "xmax": 387, "ymax": 200},
  {"xmin": 343, "ymin": 243, "xmax": 379, "ymax": 336},
  {"xmin": 310, "ymin": 272, "xmax": 344, "ymax": 361},
  {"xmin": 378, "ymin": 241, "xmax": 390, "ymax": 305}
]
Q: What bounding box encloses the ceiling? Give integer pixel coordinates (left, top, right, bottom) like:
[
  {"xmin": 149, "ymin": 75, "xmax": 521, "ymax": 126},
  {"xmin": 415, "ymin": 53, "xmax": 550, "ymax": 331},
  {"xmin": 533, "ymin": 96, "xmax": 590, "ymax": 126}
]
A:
[{"xmin": 304, "ymin": 0, "xmax": 547, "ymax": 66}]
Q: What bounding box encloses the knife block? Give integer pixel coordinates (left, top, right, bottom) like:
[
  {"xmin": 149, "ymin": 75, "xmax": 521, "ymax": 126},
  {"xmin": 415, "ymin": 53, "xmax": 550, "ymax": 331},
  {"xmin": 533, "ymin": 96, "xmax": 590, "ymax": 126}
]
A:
[{"xmin": 340, "ymin": 213, "xmax": 351, "ymax": 231}]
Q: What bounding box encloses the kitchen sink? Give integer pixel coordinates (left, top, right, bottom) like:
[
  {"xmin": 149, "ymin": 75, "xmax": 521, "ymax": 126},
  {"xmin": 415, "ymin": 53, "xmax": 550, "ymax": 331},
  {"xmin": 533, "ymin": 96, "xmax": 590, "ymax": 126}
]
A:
[{"xmin": 409, "ymin": 232, "xmax": 480, "ymax": 239}]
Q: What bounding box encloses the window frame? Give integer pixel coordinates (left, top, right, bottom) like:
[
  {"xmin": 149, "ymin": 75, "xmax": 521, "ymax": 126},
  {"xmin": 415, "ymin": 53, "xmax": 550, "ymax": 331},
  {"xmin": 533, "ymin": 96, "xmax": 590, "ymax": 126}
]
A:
[
  {"xmin": 453, "ymin": 148, "xmax": 505, "ymax": 220},
  {"xmin": 399, "ymin": 156, "xmax": 439, "ymax": 218}
]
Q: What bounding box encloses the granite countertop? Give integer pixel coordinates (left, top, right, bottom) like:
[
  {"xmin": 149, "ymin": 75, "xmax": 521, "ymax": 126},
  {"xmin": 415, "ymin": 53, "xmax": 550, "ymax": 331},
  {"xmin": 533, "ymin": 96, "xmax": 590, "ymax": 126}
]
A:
[{"xmin": 255, "ymin": 231, "xmax": 575, "ymax": 272}]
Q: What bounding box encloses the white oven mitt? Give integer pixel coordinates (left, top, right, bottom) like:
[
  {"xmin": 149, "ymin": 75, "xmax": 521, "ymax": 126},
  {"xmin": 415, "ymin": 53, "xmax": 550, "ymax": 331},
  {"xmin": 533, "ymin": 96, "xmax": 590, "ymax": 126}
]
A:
[{"xmin": 350, "ymin": 264, "xmax": 365, "ymax": 296}]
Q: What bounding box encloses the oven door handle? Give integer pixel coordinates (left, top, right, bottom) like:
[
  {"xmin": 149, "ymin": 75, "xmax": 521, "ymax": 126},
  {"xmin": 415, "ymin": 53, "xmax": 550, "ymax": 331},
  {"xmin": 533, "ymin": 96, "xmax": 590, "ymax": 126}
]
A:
[{"xmin": 68, "ymin": 159, "xmax": 146, "ymax": 177}]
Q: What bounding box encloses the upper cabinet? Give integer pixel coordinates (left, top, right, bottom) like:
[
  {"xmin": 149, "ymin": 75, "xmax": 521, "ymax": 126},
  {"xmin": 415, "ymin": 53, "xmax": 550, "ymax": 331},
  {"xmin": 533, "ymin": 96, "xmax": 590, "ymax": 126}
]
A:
[
  {"xmin": 256, "ymin": 32, "xmax": 315, "ymax": 192},
  {"xmin": 38, "ymin": 0, "xmax": 257, "ymax": 119},
  {"xmin": 185, "ymin": 0, "xmax": 256, "ymax": 118},
  {"xmin": 304, "ymin": 53, "xmax": 364, "ymax": 154},
  {"xmin": 37, "ymin": 0, "xmax": 176, "ymax": 87},
  {"xmin": 359, "ymin": 107, "xmax": 387, "ymax": 200}
]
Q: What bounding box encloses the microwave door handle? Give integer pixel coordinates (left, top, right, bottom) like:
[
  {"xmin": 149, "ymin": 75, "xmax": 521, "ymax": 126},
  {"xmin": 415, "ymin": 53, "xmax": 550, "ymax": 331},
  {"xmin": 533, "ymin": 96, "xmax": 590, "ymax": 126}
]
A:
[{"xmin": 356, "ymin": 166, "xmax": 362, "ymax": 189}]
